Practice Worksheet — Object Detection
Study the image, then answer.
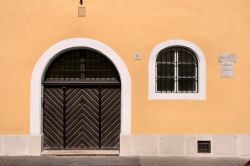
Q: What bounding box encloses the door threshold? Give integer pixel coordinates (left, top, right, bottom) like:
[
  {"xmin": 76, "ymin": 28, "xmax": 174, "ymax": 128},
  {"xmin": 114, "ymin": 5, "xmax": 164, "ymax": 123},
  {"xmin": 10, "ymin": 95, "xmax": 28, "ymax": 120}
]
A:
[{"xmin": 42, "ymin": 150, "xmax": 120, "ymax": 156}]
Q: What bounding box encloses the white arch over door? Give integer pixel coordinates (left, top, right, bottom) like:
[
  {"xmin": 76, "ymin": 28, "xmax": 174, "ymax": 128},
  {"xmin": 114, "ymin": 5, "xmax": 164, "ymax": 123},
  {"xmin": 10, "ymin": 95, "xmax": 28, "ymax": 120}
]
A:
[{"xmin": 30, "ymin": 38, "xmax": 131, "ymax": 135}]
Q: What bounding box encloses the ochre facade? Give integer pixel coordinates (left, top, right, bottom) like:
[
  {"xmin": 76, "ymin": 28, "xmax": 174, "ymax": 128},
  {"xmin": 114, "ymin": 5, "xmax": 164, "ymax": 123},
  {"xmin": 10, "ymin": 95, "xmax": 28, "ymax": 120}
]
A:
[{"xmin": 0, "ymin": 1, "xmax": 250, "ymax": 155}]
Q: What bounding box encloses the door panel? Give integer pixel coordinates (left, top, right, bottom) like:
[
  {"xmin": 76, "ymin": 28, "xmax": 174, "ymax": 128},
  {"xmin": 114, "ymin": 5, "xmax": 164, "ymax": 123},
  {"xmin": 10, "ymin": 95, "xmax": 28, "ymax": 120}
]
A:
[
  {"xmin": 65, "ymin": 88, "xmax": 100, "ymax": 149},
  {"xmin": 43, "ymin": 86, "xmax": 121, "ymax": 150},
  {"xmin": 100, "ymin": 88, "xmax": 121, "ymax": 149},
  {"xmin": 43, "ymin": 87, "xmax": 64, "ymax": 150}
]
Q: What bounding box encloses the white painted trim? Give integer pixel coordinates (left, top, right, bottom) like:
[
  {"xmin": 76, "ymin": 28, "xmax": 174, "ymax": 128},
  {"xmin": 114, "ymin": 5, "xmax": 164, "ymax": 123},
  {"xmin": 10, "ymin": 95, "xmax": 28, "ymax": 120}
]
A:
[
  {"xmin": 30, "ymin": 38, "xmax": 132, "ymax": 135},
  {"xmin": 148, "ymin": 39, "xmax": 206, "ymax": 100}
]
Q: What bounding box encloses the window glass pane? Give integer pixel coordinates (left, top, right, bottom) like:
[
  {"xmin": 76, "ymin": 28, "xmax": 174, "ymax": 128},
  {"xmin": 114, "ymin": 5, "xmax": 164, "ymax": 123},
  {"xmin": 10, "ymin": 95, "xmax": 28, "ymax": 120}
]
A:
[
  {"xmin": 156, "ymin": 49, "xmax": 175, "ymax": 62},
  {"xmin": 178, "ymin": 49, "xmax": 196, "ymax": 63},
  {"xmin": 44, "ymin": 49, "xmax": 120, "ymax": 82},
  {"xmin": 155, "ymin": 46, "xmax": 199, "ymax": 94},
  {"xmin": 157, "ymin": 78, "xmax": 175, "ymax": 92},
  {"xmin": 178, "ymin": 78, "xmax": 196, "ymax": 92},
  {"xmin": 157, "ymin": 64, "xmax": 175, "ymax": 77},
  {"xmin": 178, "ymin": 64, "xmax": 196, "ymax": 77}
]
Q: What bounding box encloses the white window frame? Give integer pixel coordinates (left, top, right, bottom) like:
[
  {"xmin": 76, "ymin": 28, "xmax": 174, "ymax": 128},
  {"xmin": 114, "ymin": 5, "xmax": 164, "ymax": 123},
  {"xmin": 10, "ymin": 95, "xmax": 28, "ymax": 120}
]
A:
[{"xmin": 149, "ymin": 40, "xmax": 206, "ymax": 100}]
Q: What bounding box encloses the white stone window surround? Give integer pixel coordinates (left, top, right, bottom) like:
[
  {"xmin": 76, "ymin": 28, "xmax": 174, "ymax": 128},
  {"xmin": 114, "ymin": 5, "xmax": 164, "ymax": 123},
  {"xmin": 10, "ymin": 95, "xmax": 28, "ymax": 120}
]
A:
[{"xmin": 148, "ymin": 40, "xmax": 206, "ymax": 100}]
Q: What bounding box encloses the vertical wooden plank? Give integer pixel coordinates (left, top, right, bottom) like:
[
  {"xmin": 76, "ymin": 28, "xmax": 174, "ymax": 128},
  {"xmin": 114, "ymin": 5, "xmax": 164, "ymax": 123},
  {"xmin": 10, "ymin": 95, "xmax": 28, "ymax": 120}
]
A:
[
  {"xmin": 43, "ymin": 87, "xmax": 64, "ymax": 150},
  {"xmin": 100, "ymin": 87, "xmax": 121, "ymax": 149}
]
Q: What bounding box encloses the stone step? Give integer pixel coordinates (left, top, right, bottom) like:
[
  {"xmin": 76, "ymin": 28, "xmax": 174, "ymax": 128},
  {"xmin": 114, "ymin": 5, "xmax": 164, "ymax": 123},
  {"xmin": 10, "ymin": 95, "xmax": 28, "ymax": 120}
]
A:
[{"xmin": 42, "ymin": 150, "xmax": 120, "ymax": 156}]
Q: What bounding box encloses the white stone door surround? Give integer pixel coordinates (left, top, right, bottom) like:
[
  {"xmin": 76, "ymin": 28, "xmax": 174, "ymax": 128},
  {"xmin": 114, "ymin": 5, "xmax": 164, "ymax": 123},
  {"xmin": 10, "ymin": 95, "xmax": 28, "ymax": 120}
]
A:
[{"xmin": 29, "ymin": 38, "xmax": 132, "ymax": 154}]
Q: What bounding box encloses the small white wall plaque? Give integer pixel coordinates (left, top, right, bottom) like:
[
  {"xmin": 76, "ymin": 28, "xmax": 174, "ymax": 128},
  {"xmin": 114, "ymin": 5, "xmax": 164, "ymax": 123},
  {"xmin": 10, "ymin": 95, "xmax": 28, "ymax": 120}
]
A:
[
  {"xmin": 218, "ymin": 54, "xmax": 236, "ymax": 78},
  {"xmin": 218, "ymin": 54, "xmax": 237, "ymax": 63},
  {"xmin": 134, "ymin": 52, "xmax": 141, "ymax": 60},
  {"xmin": 221, "ymin": 62, "xmax": 234, "ymax": 78},
  {"xmin": 78, "ymin": 7, "xmax": 86, "ymax": 17}
]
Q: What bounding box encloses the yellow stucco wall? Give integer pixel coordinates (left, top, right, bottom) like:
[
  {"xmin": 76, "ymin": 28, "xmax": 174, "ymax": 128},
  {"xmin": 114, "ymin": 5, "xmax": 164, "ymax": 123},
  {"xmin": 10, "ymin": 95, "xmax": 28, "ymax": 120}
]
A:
[{"xmin": 0, "ymin": 0, "xmax": 249, "ymax": 134}]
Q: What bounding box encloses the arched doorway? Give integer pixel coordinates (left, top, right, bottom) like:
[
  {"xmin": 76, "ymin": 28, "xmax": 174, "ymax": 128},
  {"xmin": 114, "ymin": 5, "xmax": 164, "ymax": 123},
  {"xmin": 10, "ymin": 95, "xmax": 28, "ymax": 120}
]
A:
[
  {"xmin": 42, "ymin": 49, "xmax": 121, "ymax": 150},
  {"xmin": 30, "ymin": 38, "xmax": 131, "ymax": 154}
]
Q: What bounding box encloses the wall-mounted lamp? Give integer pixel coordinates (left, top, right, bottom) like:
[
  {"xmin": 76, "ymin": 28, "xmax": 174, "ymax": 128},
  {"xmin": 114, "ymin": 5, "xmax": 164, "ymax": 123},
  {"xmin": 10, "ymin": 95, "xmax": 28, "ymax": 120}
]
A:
[{"xmin": 78, "ymin": 0, "xmax": 86, "ymax": 17}]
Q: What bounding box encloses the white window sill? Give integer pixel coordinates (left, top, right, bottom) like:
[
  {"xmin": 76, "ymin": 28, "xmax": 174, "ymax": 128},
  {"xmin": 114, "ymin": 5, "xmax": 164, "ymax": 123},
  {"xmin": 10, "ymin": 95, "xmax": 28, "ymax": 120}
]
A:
[{"xmin": 149, "ymin": 93, "xmax": 206, "ymax": 100}]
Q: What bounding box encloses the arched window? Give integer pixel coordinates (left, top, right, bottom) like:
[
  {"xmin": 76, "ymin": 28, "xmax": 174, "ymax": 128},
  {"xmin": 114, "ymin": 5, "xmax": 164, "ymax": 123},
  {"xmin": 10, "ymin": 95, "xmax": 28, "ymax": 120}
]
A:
[
  {"xmin": 149, "ymin": 40, "xmax": 206, "ymax": 100},
  {"xmin": 156, "ymin": 47, "xmax": 198, "ymax": 93},
  {"xmin": 44, "ymin": 49, "xmax": 120, "ymax": 84}
]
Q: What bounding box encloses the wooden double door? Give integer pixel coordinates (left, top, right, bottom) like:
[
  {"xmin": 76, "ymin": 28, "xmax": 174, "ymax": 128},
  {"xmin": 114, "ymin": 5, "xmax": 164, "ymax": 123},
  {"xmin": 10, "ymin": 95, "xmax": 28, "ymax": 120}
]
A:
[{"xmin": 43, "ymin": 85, "xmax": 121, "ymax": 150}]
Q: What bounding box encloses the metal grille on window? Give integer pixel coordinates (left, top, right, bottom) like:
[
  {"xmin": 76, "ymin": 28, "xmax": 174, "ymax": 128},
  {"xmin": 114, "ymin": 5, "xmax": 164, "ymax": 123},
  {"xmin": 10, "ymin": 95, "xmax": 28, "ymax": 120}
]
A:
[
  {"xmin": 156, "ymin": 47, "xmax": 198, "ymax": 93},
  {"xmin": 44, "ymin": 49, "xmax": 120, "ymax": 84},
  {"xmin": 197, "ymin": 141, "xmax": 211, "ymax": 153}
]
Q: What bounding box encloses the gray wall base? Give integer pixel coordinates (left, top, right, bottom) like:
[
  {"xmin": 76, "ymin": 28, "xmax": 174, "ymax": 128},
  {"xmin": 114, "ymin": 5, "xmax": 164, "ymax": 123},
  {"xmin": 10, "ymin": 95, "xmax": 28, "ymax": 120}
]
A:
[
  {"xmin": 120, "ymin": 134, "xmax": 250, "ymax": 157},
  {"xmin": 1, "ymin": 134, "xmax": 250, "ymax": 156}
]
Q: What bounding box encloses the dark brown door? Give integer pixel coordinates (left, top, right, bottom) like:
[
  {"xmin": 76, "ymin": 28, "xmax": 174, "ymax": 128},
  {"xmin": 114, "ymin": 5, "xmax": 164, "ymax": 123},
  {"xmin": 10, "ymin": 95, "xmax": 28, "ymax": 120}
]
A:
[
  {"xmin": 43, "ymin": 87, "xmax": 64, "ymax": 149},
  {"xmin": 42, "ymin": 48, "xmax": 121, "ymax": 151},
  {"xmin": 100, "ymin": 88, "xmax": 121, "ymax": 149},
  {"xmin": 43, "ymin": 86, "xmax": 121, "ymax": 150},
  {"xmin": 65, "ymin": 87, "xmax": 100, "ymax": 149}
]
